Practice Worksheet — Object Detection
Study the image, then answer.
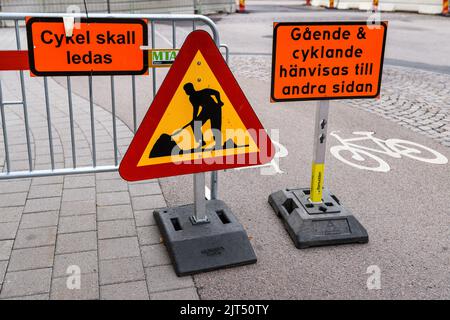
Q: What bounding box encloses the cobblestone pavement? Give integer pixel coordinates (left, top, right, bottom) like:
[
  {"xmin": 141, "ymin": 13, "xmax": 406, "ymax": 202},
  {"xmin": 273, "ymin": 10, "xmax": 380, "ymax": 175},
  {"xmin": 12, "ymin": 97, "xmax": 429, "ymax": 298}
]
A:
[
  {"xmin": 0, "ymin": 71, "xmax": 198, "ymax": 300},
  {"xmin": 230, "ymin": 55, "xmax": 450, "ymax": 147}
]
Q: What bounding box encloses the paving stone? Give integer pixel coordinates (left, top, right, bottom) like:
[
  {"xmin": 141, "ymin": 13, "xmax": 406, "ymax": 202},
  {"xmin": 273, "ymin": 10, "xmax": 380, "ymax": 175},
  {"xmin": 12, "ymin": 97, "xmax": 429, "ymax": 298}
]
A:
[
  {"xmin": 58, "ymin": 215, "xmax": 96, "ymax": 234},
  {"xmin": 0, "ymin": 192, "xmax": 28, "ymax": 207},
  {"xmin": 62, "ymin": 187, "xmax": 96, "ymax": 202},
  {"xmin": 145, "ymin": 265, "xmax": 194, "ymax": 293},
  {"xmin": 100, "ymin": 280, "xmax": 149, "ymax": 300},
  {"xmin": 64, "ymin": 175, "xmax": 95, "ymax": 189},
  {"xmin": 150, "ymin": 287, "xmax": 199, "ymax": 300},
  {"xmin": 132, "ymin": 195, "xmax": 166, "ymax": 211},
  {"xmin": 95, "ymin": 172, "xmax": 121, "ymax": 180},
  {"xmin": 134, "ymin": 210, "xmax": 156, "ymax": 227},
  {"xmin": 97, "ymin": 204, "xmax": 133, "ymax": 221},
  {"xmin": 98, "ymin": 237, "xmax": 140, "ymax": 260},
  {"xmin": 0, "ymin": 260, "xmax": 7, "ymax": 284},
  {"xmin": 4, "ymin": 293, "xmax": 50, "ymax": 300},
  {"xmin": 141, "ymin": 244, "xmax": 171, "ymax": 268},
  {"xmin": 0, "ymin": 180, "xmax": 31, "ymax": 194},
  {"xmin": 128, "ymin": 183, "xmax": 162, "ymax": 197},
  {"xmin": 50, "ymin": 273, "xmax": 99, "ymax": 300},
  {"xmin": 53, "ymin": 251, "xmax": 98, "ymax": 278},
  {"xmin": 56, "ymin": 231, "xmax": 97, "ymax": 255},
  {"xmin": 137, "ymin": 226, "xmax": 162, "ymax": 246},
  {"xmin": 0, "ymin": 207, "xmax": 22, "ymax": 223},
  {"xmin": 28, "ymin": 184, "xmax": 63, "ymax": 199},
  {"xmin": 8, "ymin": 246, "xmax": 55, "ymax": 272},
  {"xmin": 99, "ymin": 257, "xmax": 145, "ymax": 285},
  {"xmin": 60, "ymin": 200, "xmax": 96, "ymax": 216},
  {"xmin": 128, "ymin": 179, "xmax": 159, "ymax": 185},
  {"xmin": 24, "ymin": 197, "xmax": 61, "ymax": 213},
  {"xmin": 12, "ymin": 161, "xmax": 34, "ymax": 172},
  {"xmin": 20, "ymin": 211, "xmax": 59, "ymax": 229},
  {"xmin": 97, "ymin": 192, "xmax": 130, "ymax": 206},
  {"xmin": 96, "ymin": 179, "xmax": 128, "ymax": 193},
  {"xmin": 70, "ymin": 156, "xmax": 93, "ymax": 167},
  {"xmin": 343, "ymin": 66, "xmax": 450, "ymax": 146},
  {"xmin": 0, "ymin": 268, "xmax": 52, "ymax": 298},
  {"xmin": 32, "ymin": 176, "xmax": 64, "ymax": 186},
  {"xmin": 0, "ymin": 222, "xmax": 19, "ymax": 240},
  {"xmin": 98, "ymin": 219, "xmax": 136, "ymax": 240},
  {"xmin": 14, "ymin": 226, "xmax": 57, "ymax": 249},
  {"xmin": 0, "ymin": 240, "xmax": 13, "ymax": 261}
]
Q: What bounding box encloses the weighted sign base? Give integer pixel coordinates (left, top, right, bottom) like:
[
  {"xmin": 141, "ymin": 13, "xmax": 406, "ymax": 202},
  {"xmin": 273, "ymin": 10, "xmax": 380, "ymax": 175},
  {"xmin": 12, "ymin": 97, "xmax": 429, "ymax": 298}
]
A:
[
  {"xmin": 154, "ymin": 200, "xmax": 257, "ymax": 276},
  {"xmin": 268, "ymin": 188, "xmax": 368, "ymax": 249}
]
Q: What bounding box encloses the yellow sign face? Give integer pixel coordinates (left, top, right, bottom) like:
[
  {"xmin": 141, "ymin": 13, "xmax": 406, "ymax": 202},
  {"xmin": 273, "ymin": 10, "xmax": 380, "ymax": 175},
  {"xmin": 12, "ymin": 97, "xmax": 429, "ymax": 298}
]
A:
[{"xmin": 137, "ymin": 51, "xmax": 259, "ymax": 166}]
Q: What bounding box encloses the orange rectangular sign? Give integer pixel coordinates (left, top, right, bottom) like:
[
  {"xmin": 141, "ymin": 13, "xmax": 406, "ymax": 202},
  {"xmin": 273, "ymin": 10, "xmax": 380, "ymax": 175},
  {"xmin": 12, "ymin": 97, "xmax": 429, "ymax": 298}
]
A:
[
  {"xmin": 26, "ymin": 17, "xmax": 148, "ymax": 76},
  {"xmin": 271, "ymin": 21, "xmax": 388, "ymax": 102}
]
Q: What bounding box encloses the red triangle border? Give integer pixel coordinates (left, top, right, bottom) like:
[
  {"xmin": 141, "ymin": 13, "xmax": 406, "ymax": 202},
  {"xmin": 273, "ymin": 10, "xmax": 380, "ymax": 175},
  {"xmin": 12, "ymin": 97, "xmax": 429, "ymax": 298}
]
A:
[{"xmin": 119, "ymin": 30, "xmax": 274, "ymax": 181}]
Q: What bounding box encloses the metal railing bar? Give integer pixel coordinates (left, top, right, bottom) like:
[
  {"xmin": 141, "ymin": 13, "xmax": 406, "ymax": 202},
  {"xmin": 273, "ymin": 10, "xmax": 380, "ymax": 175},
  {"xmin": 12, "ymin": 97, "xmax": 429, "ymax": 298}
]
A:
[
  {"xmin": 0, "ymin": 80, "xmax": 11, "ymax": 173},
  {"xmin": 110, "ymin": 76, "xmax": 118, "ymax": 166},
  {"xmin": 151, "ymin": 20, "xmax": 157, "ymax": 99},
  {"xmin": 172, "ymin": 20, "xmax": 177, "ymax": 49},
  {"xmin": 131, "ymin": 75, "xmax": 137, "ymax": 134},
  {"xmin": 15, "ymin": 20, "xmax": 33, "ymax": 172},
  {"xmin": 0, "ymin": 165, "xmax": 118, "ymax": 180},
  {"xmin": 43, "ymin": 76, "xmax": 55, "ymax": 170},
  {"xmin": 2, "ymin": 101, "xmax": 24, "ymax": 106},
  {"xmin": 66, "ymin": 76, "xmax": 77, "ymax": 168},
  {"xmin": 220, "ymin": 44, "xmax": 230, "ymax": 63},
  {"xmin": 88, "ymin": 75, "xmax": 97, "ymax": 167}
]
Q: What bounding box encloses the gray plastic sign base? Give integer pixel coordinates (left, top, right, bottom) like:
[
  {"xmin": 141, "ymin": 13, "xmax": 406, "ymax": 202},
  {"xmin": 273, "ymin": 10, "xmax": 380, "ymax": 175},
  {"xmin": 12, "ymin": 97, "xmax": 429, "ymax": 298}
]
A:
[
  {"xmin": 268, "ymin": 188, "xmax": 368, "ymax": 249},
  {"xmin": 154, "ymin": 199, "xmax": 257, "ymax": 276}
]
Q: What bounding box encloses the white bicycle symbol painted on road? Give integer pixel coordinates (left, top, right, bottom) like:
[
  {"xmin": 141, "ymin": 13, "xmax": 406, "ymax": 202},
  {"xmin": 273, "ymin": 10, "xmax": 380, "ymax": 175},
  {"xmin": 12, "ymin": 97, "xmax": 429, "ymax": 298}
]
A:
[{"xmin": 330, "ymin": 131, "xmax": 448, "ymax": 172}]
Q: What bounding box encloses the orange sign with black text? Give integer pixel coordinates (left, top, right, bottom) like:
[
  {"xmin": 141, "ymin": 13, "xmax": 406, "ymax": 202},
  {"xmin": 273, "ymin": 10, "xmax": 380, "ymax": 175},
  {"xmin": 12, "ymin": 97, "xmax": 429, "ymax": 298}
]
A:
[
  {"xmin": 271, "ymin": 21, "xmax": 388, "ymax": 102},
  {"xmin": 119, "ymin": 30, "xmax": 274, "ymax": 181},
  {"xmin": 26, "ymin": 17, "xmax": 148, "ymax": 76}
]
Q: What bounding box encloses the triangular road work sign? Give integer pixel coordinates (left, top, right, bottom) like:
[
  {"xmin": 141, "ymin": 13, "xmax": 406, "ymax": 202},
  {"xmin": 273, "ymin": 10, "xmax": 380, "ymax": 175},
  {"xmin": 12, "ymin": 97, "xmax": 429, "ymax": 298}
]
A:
[{"xmin": 119, "ymin": 30, "xmax": 274, "ymax": 181}]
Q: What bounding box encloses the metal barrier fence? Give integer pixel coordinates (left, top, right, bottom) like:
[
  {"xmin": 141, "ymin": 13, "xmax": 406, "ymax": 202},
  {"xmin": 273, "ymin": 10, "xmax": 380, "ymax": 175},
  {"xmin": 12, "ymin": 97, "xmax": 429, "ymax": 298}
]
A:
[{"xmin": 0, "ymin": 12, "xmax": 225, "ymax": 198}]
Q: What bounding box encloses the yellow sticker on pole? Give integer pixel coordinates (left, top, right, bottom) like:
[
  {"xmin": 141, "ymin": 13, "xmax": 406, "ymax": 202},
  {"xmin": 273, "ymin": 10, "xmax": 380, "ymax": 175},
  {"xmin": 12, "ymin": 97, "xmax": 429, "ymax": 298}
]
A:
[{"xmin": 310, "ymin": 163, "xmax": 325, "ymax": 203}]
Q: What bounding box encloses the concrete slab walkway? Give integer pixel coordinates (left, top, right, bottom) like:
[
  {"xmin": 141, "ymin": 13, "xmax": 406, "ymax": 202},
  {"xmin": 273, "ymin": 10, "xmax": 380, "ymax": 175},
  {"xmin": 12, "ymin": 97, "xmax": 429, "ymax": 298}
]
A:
[{"xmin": 0, "ymin": 67, "xmax": 198, "ymax": 300}]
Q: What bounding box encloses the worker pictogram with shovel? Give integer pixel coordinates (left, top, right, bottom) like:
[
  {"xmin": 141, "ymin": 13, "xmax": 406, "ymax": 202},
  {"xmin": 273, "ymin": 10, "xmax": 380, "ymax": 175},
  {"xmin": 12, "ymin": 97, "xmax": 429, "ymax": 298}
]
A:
[{"xmin": 149, "ymin": 82, "xmax": 246, "ymax": 158}]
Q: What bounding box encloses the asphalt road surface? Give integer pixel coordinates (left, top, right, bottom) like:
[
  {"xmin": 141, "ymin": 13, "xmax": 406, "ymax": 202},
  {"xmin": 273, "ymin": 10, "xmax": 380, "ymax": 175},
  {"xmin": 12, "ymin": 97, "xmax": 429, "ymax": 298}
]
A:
[{"xmin": 61, "ymin": 3, "xmax": 450, "ymax": 299}]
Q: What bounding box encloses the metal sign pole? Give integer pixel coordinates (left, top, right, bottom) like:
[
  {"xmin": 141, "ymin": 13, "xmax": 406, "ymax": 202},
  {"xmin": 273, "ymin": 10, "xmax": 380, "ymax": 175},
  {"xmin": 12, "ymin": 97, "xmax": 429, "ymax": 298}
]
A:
[
  {"xmin": 191, "ymin": 172, "xmax": 209, "ymax": 224},
  {"xmin": 191, "ymin": 120, "xmax": 209, "ymax": 225},
  {"xmin": 269, "ymin": 97, "xmax": 368, "ymax": 249},
  {"xmin": 211, "ymin": 171, "xmax": 218, "ymax": 199},
  {"xmin": 310, "ymin": 100, "xmax": 330, "ymax": 204}
]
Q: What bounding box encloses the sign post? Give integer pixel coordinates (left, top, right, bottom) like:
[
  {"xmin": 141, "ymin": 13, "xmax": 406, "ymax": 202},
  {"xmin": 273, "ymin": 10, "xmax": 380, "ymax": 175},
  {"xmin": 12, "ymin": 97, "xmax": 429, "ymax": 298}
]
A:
[
  {"xmin": 310, "ymin": 100, "xmax": 329, "ymax": 204},
  {"xmin": 269, "ymin": 21, "xmax": 387, "ymax": 249},
  {"xmin": 192, "ymin": 172, "xmax": 209, "ymax": 225},
  {"xmin": 120, "ymin": 30, "xmax": 274, "ymax": 275}
]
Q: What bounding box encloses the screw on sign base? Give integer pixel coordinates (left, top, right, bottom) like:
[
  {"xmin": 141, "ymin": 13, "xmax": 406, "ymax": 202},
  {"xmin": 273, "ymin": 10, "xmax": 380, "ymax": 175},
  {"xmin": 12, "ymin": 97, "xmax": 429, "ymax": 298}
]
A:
[
  {"xmin": 154, "ymin": 199, "xmax": 257, "ymax": 276},
  {"xmin": 268, "ymin": 188, "xmax": 368, "ymax": 249}
]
